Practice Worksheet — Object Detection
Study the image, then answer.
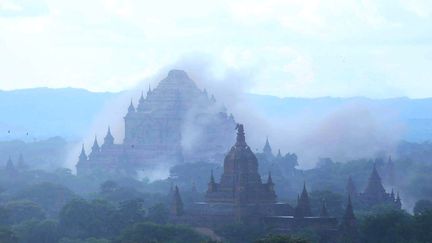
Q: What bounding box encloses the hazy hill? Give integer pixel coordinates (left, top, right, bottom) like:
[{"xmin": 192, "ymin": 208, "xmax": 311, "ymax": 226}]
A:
[
  {"xmin": 1, "ymin": 88, "xmax": 432, "ymax": 142},
  {"xmin": 0, "ymin": 88, "xmax": 118, "ymax": 141}
]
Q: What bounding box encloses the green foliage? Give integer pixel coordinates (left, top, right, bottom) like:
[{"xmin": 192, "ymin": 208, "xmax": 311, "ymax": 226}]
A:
[
  {"xmin": 215, "ymin": 223, "xmax": 267, "ymax": 243},
  {"xmin": 12, "ymin": 220, "xmax": 59, "ymax": 243},
  {"xmin": 99, "ymin": 185, "xmax": 144, "ymax": 204},
  {"xmin": 147, "ymin": 203, "xmax": 169, "ymax": 224},
  {"xmin": 0, "ymin": 206, "xmax": 10, "ymax": 226},
  {"xmin": 0, "ymin": 227, "xmax": 18, "ymax": 243},
  {"xmin": 59, "ymin": 237, "xmax": 111, "ymax": 243},
  {"xmin": 13, "ymin": 182, "xmax": 77, "ymax": 217},
  {"xmin": 59, "ymin": 199, "xmax": 116, "ymax": 239},
  {"xmin": 414, "ymin": 199, "xmax": 432, "ymax": 216},
  {"xmin": 309, "ymin": 190, "xmax": 344, "ymax": 217},
  {"xmin": 4, "ymin": 200, "xmax": 45, "ymax": 224},
  {"xmin": 109, "ymin": 199, "xmax": 147, "ymax": 234},
  {"xmin": 115, "ymin": 222, "xmax": 207, "ymax": 243},
  {"xmin": 360, "ymin": 209, "xmax": 416, "ymax": 243},
  {"xmin": 414, "ymin": 210, "xmax": 432, "ymax": 243},
  {"xmin": 255, "ymin": 234, "xmax": 309, "ymax": 243},
  {"xmin": 100, "ymin": 181, "xmax": 118, "ymax": 194}
]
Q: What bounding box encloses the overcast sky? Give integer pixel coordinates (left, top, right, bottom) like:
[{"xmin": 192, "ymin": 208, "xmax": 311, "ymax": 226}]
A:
[{"xmin": 0, "ymin": 0, "xmax": 431, "ymax": 98}]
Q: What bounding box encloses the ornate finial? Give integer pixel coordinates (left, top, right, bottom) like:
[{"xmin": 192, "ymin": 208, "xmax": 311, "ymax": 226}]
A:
[
  {"xmin": 320, "ymin": 199, "xmax": 329, "ymax": 217},
  {"xmin": 79, "ymin": 144, "xmax": 87, "ymax": 161},
  {"xmin": 210, "ymin": 169, "xmax": 215, "ymax": 183},
  {"xmin": 263, "ymin": 136, "xmax": 272, "ymax": 156},
  {"xmin": 139, "ymin": 90, "xmax": 145, "ymax": 103},
  {"xmin": 171, "ymin": 185, "xmax": 184, "ymax": 216},
  {"xmin": 104, "ymin": 126, "xmax": 114, "ymax": 145},
  {"xmin": 128, "ymin": 99, "xmax": 135, "ymax": 112},
  {"xmin": 235, "ymin": 124, "xmax": 246, "ymax": 146},
  {"xmin": 277, "ymin": 149, "xmax": 282, "ymax": 158},
  {"xmin": 267, "ymin": 171, "xmax": 274, "ymax": 185}
]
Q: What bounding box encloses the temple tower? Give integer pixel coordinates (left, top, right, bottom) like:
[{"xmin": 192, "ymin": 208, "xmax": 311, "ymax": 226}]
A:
[
  {"xmin": 205, "ymin": 124, "xmax": 276, "ymax": 204},
  {"xmin": 346, "ymin": 176, "xmax": 357, "ymax": 197},
  {"xmin": 263, "ymin": 137, "xmax": 273, "ymax": 158},
  {"xmin": 295, "ymin": 182, "xmax": 312, "ymax": 218},
  {"xmin": 171, "ymin": 186, "xmax": 184, "ymax": 216},
  {"xmin": 103, "ymin": 127, "xmax": 114, "ymax": 147},
  {"xmin": 79, "ymin": 145, "xmax": 87, "ymax": 162},
  {"xmin": 339, "ymin": 195, "xmax": 359, "ymax": 243},
  {"xmin": 363, "ymin": 164, "xmax": 386, "ymax": 201},
  {"xmin": 320, "ymin": 199, "xmax": 329, "ymax": 218}
]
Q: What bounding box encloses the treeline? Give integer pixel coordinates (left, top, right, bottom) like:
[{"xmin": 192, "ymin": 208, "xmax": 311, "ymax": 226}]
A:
[{"xmin": 0, "ymin": 196, "xmax": 208, "ymax": 242}]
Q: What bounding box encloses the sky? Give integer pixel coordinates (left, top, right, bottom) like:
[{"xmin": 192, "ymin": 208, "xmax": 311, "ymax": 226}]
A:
[{"xmin": 0, "ymin": 0, "xmax": 432, "ymax": 98}]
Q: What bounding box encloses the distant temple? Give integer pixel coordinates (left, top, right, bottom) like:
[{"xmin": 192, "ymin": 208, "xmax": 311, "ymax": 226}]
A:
[
  {"xmin": 76, "ymin": 70, "xmax": 236, "ymax": 176},
  {"xmin": 347, "ymin": 163, "xmax": 402, "ymax": 209},
  {"xmin": 170, "ymin": 124, "xmax": 341, "ymax": 239},
  {"xmin": 205, "ymin": 124, "xmax": 277, "ymax": 205}
]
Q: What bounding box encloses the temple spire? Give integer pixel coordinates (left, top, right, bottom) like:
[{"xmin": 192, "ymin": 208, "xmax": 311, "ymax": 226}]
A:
[
  {"xmin": 364, "ymin": 164, "xmax": 386, "ymax": 196},
  {"xmin": 346, "ymin": 176, "xmax": 357, "ymax": 196},
  {"xmin": 263, "ymin": 136, "xmax": 272, "ymax": 157},
  {"xmin": 139, "ymin": 90, "xmax": 145, "ymax": 102},
  {"xmin": 207, "ymin": 170, "xmax": 217, "ymax": 193},
  {"xmin": 344, "ymin": 195, "xmax": 355, "ymax": 221},
  {"xmin": 128, "ymin": 99, "xmax": 135, "ymax": 113},
  {"xmin": 17, "ymin": 153, "xmax": 26, "ymax": 170},
  {"xmin": 6, "ymin": 156, "xmax": 15, "ymax": 171},
  {"xmin": 387, "ymin": 155, "xmax": 395, "ymax": 186},
  {"xmin": 235, "ymin": 124, "xmax": 246, "ymax": 147},
  {"xmin": 79, "ymin": 144, "xmax": 87, "ymax": 161},
  {"xmin": 276, "ymin": 149, "xmax": 282, "ymax": 159},
  {"xmin": 171, "ymin": 185, "xmax": 184, "ymax": 216},
  {"xmin": 210, "ymin": 169, "xmax": 215, "ymax": 183},
  {"xmin": 339, "ymin": 195, "xmax": 359, "ymax": 242},
  {"xmin": 267, "ymin": 172, "xmax": 274, "ymax": 185},
  {"xmin": 295, "ymin": 182, "xmax": 312, "ymax": 217},
  {"xmin": 92, "ymin": 136, "xmax": 100, "ymax": 152},
  {"xmin": 395, "ymin": 192, "xmax": 402, "ymax": 209},
  {"xmin": 320, "ymin": 199, "xmax": 329, "ymax": 217},
  {"xmin": 104, "ymin": 126, "xmax": 114, "ymax": 145}
]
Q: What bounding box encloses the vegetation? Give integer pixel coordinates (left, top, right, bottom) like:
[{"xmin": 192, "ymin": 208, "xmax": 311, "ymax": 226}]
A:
[
  {"xmin": 255, "ymin": 234, "xmax": 309, "ymax": 243},
  {"xmin": 0, "ymin": 142, "xmax": 431, "ymax": 242}
]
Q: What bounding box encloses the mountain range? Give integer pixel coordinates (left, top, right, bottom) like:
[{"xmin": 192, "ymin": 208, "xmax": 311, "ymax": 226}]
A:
[{"xmin": 1, "ymin": 88, "xmax": 432, "ymax": 143}]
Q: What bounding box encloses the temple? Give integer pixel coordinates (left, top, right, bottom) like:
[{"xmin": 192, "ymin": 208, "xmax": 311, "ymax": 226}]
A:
[
  {"xmin": 76, "ymin": 70, "xmax": 236, "ymax": 176},
  {"xmin": 347, "ymin": 164, "xmax": 402, "ymax": 209},
  {"xmin": 170, "ymin": 124, "xmax": 339, "ymax": 239},
  {"xmin": 205, "ymin": 124, "xmax": 277, "ymax": 205}
]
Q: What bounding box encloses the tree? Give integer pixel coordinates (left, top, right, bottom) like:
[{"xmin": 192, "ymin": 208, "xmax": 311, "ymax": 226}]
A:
[
  {"xmin": 0, "ymin": 206, "xmax": 10, "ymax": 226},
  {"xmin": 309, "ymin": 190, "xmax": 344, "ymax": 217},
  {"xmin": 13, "ymin": 220, "xmax": 59, "ymax": 243},
  {"xmin": 59, "ymin": 238, "xmax": 111, "ymax": 243},
  {"xmin": 100, "ymin": 180, "xmax": 118, "ymax": 194},
  {"xmin": 4, "ymin": 200, "xmax": 45, "ymax": 224},
  {"xmin": 255, "ymin": 234, "xmax": 309, "ymax": 243},
  {"xmin": 116, "ymin": 222, "xmax": 207, "ymax": 243},
  {"xmin": 414, "ymin": 210, "xmax": 432, "ymax": 242},
  {"xmin": 0, "ymin": 227, "xmax": 18, "ymax": 243},
  {"xmin": 414, "ymin": 199, "xmax": 432, "ymax": 216},
  {"xmin": 147, "ymin": 203, "xmax": 169, "ymax": 224},
  {"xmin": 216, "ymin": 223, "xmax": 266, "ymax": 243},
  {"xmin": 59, "ymin": 199, "xmax": 115, "ymax": 239},
  {"xmin": 110, "ymin": 199, "xmax": 147, "ymax": 233},
  {"xmin": 13, "ymin": 182, "xmax": 76, "ymax": 217},
  {"xmin": 360, "ymin": 210, "xmax": 415, "ymax": 243}
]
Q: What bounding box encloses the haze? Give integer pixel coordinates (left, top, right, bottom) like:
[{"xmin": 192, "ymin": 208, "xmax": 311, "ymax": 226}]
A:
[{"xmin": 1, "ymin": 0, "xmax": 432, "ymax": 98}]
